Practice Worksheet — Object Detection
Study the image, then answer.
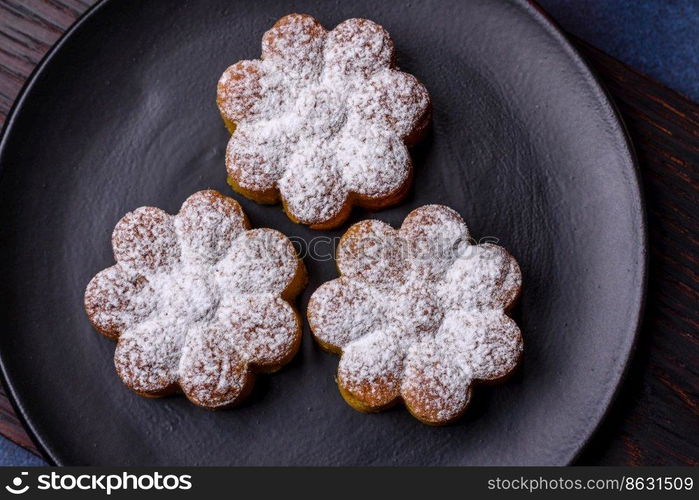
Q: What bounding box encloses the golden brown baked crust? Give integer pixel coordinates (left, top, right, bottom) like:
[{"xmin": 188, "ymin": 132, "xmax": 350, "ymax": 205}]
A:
[
  {"xmin": 84, "ymin": 190, "xmax": 307, "ymax": 409},
  {"xmin": 307, "ymin": 205, "xmax": 522, "ymax": 424},
  {"xmin": 217, "ymin": 14, "xmax": 431, "ymax": 229}
]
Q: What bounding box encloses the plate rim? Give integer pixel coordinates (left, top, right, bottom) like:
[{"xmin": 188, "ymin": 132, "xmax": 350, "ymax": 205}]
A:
[
  {"xmin": 0, "ymin": 0, "xmax": 113, "ymax": 465},
  {"xmin": 519, "ymin": 0, "xmax": 648, "ymax": 464},
  {"xmin": 0, "ymin": 0, "xmax": 647, "ymax": 466}
]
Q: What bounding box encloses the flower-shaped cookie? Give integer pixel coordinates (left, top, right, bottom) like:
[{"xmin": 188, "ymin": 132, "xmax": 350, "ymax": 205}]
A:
[
  {"xmin": 308, "ymin": 205, "xmax": 522, "ymax": 424},
  {"xmin": 84, "ymin": 190, "xmax": 306, "ymax": 409},
  {"xmin": 217, "ymin": 14, "xmax": 431, "ymax": 229}
]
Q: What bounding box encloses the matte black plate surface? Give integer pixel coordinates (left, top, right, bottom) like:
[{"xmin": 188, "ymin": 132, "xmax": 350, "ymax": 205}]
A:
[{"xmin": 0, "ymin": 0, "xmax": 645, "ymax": 465}]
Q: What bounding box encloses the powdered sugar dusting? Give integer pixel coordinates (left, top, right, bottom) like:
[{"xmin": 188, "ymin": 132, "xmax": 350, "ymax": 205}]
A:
[
  {"xmin": 217, "ymin": 14, "xmax": 430, "ymax": 226},
  {"xmin": 438, "ymin": 310, "xmax": 521, "ymax": 381},
  {"xmin": 85, "ymin": 190, "xmax": 303, "ymax": 408},
  {"xmin": 338, "ymin": 330, "xmax": 403, "ymax": 406},
  {"xmin": 401, "ymin": 338, "xmax": 473, "ymax": 422},
  {"xmin": 307, "ymin": 277, "xmax": 380, "ymax": 349},
  {"xmin": 308, "ymin": 205, "xmax": 523, "ymax": 423}
]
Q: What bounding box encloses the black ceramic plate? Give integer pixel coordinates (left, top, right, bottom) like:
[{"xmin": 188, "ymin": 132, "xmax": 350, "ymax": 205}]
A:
[{"xmin": 0, "ymin": 0, "xmax": 645, "ymax": 465}]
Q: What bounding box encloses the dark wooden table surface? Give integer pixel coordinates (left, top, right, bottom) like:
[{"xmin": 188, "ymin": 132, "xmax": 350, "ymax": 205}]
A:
[{"xmin": 0, "ymin": 0, "xmax": 697, "ymax": 465}]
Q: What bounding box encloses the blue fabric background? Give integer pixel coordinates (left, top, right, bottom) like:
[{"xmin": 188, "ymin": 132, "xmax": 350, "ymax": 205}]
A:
[
  {"xmin": 538, "ymin": 0, "xmax": 699, "ymax": 100},
  {"xmin": 0, "ymin": 435, "xmax": 45, "ymax": 466},
  {"xmin": 1, "ymin": 0, "xmax": 697, "ymax": 466}
]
